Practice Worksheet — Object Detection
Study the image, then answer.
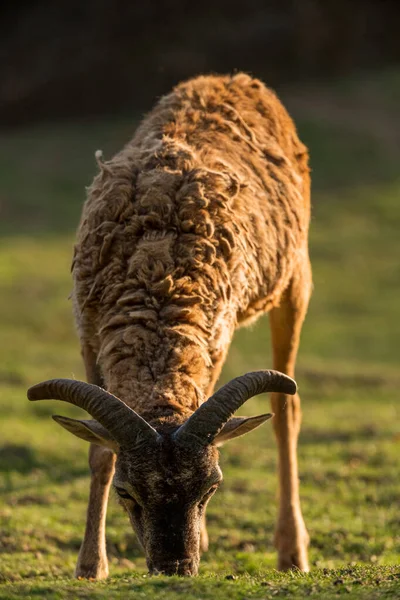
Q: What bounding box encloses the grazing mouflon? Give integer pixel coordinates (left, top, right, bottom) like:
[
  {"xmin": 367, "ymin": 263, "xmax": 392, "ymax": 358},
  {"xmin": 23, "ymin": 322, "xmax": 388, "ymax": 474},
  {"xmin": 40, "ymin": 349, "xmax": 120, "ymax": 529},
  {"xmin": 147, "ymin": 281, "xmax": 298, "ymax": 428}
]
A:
[{"xmin": 28, "ymin": 73, "xmax": 311, "ymax": 578}]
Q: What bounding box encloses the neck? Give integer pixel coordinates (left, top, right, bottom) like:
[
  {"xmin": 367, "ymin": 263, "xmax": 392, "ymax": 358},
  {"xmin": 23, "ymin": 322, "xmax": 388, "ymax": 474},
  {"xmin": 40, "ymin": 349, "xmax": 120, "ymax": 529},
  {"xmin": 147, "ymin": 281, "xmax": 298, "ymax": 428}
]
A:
[{"xmin": 102, "ymin": 326, "xmax": 216, "ymax": 418}]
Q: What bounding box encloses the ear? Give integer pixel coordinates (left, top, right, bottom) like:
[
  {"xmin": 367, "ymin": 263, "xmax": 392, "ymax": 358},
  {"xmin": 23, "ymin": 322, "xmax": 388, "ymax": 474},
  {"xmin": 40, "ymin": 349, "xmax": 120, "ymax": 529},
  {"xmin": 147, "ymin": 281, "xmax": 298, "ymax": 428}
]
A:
[
  {"xmin": 52, "ymin": 415, "xmax": 119, "ymax": 452},
  {"xmin": 213, "ymin": 413, "xmax": 273, "ymax": 447}
]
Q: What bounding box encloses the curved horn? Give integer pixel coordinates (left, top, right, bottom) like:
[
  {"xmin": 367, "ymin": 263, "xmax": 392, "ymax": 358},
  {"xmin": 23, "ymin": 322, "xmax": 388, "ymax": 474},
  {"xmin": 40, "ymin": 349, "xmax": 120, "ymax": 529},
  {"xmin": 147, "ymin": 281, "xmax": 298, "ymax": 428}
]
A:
[
  {"xmin": 27, "ymin": 379, "xmax": 159, "ymax": 448},
  {"xmin": 174, "ymin": 370, "xmax": 297, "ymax": 447}
]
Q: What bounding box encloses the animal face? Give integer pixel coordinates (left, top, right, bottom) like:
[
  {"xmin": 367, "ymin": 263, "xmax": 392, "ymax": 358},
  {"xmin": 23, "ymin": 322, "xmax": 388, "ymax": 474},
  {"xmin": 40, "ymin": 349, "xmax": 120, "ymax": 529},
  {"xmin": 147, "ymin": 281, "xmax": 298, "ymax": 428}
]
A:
[
  {"xmin": 114, "ymin": 438, "xmax": 221, "ymax": 576},
  {"xmin": 28, "ymin": 372, "xmax": 296, "ymax": 576}
]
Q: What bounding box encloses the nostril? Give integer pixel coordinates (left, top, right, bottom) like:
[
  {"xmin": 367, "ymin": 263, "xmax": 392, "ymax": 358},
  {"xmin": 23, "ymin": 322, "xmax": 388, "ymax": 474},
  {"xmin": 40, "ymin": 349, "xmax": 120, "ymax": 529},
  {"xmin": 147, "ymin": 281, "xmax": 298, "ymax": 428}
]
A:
[{"xmin": 149, "ymin": 558, "xmax": 198, "ymax": 576}]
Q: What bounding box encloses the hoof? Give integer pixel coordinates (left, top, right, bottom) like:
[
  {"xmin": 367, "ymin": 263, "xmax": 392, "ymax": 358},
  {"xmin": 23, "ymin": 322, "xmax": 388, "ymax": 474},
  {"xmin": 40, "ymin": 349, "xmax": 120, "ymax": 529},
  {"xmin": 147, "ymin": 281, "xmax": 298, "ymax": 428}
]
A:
[
  {"xmin": 277, "ymin": 548, "xmax": 309, "ymax": 572},
  {"xmin": 75, "ymin": 560, "xmax": 109, "ymax": 580},
  {"xmin": 275, "ymin": 519, "xmax": 310, "ymax": 572}
]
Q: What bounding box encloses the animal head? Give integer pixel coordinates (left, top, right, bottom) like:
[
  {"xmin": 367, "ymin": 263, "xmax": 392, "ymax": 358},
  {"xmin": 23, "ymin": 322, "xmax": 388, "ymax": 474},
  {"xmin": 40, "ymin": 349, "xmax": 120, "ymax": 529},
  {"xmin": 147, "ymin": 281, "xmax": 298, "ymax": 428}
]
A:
[{"xmin": 27, "ymin": 371, "xmax": 296, "ymax": 576}]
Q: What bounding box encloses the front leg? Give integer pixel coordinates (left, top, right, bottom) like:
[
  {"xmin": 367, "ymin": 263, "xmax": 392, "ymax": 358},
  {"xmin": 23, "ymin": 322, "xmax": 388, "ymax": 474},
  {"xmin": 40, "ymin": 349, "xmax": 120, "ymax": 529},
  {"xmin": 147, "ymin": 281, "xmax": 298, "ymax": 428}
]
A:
[
  {"xmin": 75, "ymin": 444, "xmax": 116, "ymax": 579},
  {"xmin": 269, "ymin": 267, "xmax": 311, "ymax": 571},
  {"xmin": 75, "ymin": 342, "xmax": 116, "ymax": 579}
]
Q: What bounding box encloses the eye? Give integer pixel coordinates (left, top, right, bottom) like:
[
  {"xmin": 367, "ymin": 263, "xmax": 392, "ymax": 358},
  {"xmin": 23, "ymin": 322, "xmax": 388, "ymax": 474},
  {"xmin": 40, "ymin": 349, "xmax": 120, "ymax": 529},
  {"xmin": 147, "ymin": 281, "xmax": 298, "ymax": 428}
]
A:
[
  {"xmin": 199, "ymin": 485, "xmax": 218, "ymax": 507},
  {"xmin": 115, "ymin": 486, "xmax": 135, "ymax": 501}
]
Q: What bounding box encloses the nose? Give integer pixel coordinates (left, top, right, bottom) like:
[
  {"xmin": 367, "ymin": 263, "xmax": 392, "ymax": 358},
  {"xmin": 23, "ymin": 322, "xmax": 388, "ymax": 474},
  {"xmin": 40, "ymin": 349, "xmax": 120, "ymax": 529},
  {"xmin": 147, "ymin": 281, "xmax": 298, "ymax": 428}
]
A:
[{"xmin": 149, "ymin": 558, "xmax": 198, "ymax": 576}]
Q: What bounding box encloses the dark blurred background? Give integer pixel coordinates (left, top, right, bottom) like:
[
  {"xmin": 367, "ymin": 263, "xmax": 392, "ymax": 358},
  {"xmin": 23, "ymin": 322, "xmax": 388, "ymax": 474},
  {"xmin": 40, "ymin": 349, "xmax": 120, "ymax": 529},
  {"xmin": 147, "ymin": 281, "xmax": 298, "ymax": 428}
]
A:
[{"xmin": 1, "ymin": 0, "xmax": 399, "ymax": 127}]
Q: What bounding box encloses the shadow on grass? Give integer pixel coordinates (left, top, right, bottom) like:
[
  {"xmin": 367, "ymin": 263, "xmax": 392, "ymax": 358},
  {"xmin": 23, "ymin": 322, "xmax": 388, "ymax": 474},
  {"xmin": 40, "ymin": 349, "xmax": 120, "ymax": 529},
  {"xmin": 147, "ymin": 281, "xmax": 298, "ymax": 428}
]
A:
[
  {"xmin": 0, "ymin": 443, "xmax": 88, "ymax": 488},
  {"xmin": 300, "ymin": 425, "xmax": 380, "ymax": 446},
  {"xmin": 0, "ymin": 444, "xmax": 41, "ymax": 474},
  {"xmin": 298, "ymin": 369, "xmax": 400, "ymax": 392}
]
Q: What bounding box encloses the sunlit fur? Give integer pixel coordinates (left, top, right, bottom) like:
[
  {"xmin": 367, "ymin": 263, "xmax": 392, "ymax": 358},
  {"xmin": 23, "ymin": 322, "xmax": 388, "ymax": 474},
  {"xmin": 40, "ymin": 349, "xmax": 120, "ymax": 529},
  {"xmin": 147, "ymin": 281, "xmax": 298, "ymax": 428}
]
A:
[
  {"xmin": 73, "ymin": 73, "xmax": 309, "ymax": 411},
  {"xmin": 71, "ymin": 73, "xmax": 311, "ymax": 578}
]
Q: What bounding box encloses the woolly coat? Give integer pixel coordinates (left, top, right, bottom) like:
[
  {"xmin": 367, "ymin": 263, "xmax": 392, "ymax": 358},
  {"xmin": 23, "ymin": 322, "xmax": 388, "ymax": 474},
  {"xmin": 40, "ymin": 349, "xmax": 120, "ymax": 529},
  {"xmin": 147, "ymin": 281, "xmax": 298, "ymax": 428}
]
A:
[{"xmin": 72, "ymin": 73, "xmax": 310, "ymax": 422}]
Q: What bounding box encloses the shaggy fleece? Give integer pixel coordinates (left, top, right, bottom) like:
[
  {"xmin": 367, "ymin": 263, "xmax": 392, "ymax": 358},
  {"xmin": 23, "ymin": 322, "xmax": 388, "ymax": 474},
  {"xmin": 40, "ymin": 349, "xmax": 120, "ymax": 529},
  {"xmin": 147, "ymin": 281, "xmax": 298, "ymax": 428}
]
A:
[{"xmin": 72, "ymin": 73, "xmax": 310, "ymax": 421}]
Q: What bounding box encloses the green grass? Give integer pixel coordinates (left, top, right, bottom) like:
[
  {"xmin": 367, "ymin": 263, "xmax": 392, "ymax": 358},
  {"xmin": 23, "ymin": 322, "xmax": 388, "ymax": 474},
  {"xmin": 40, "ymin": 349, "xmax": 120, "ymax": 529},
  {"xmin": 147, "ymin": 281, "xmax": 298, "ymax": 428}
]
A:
[{"xmin": 1, "ymin": 70, "xmax": 400, "ymax": 598}]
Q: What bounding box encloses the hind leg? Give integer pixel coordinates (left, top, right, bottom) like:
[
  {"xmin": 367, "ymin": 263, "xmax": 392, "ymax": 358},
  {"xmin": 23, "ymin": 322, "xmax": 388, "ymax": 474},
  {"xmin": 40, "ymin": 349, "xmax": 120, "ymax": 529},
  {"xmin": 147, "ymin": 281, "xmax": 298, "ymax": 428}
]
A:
[
  {"xmin": 75, "ymin": 343, "xmax": 116, "ymax": 579},
  {"xmin": 269, "ymin": 260, "xmax": 312, "ymax": 571},
  {"xmin": 200, "ymin": 513, "xmax": 209, "ymax": 553}
]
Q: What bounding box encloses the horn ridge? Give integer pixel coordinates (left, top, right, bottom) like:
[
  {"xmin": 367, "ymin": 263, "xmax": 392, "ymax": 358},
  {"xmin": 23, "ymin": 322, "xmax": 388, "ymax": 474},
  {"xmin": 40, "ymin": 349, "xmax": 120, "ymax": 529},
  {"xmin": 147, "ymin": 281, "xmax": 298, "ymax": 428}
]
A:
[
  {"xmin": 27, "ymin": 378, "xmax": 159, "ymax": 447},
  {"xmin": 174, "ymin": 370, "xmax": 296, "ymax": 447}
]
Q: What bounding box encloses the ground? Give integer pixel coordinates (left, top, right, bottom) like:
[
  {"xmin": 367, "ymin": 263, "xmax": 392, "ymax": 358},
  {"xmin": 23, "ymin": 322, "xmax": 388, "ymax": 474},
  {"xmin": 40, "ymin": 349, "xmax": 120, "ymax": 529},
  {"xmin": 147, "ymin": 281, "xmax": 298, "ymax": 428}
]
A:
[{"xmin": 0, "ymin": 69, "xmax": 399, "ymax": 598}]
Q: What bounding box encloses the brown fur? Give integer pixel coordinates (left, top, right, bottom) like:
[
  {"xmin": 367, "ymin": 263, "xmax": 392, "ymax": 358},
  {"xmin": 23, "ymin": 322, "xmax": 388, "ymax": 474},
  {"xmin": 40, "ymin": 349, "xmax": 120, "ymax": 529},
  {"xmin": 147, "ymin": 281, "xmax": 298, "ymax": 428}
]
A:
[
  {"xmin": 71, "ymin": 73, "xmax": 312, "ymax": 577},
  {"xmin": 73, "ymin": 73, "xmax": 309, "ymax": 414}
]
